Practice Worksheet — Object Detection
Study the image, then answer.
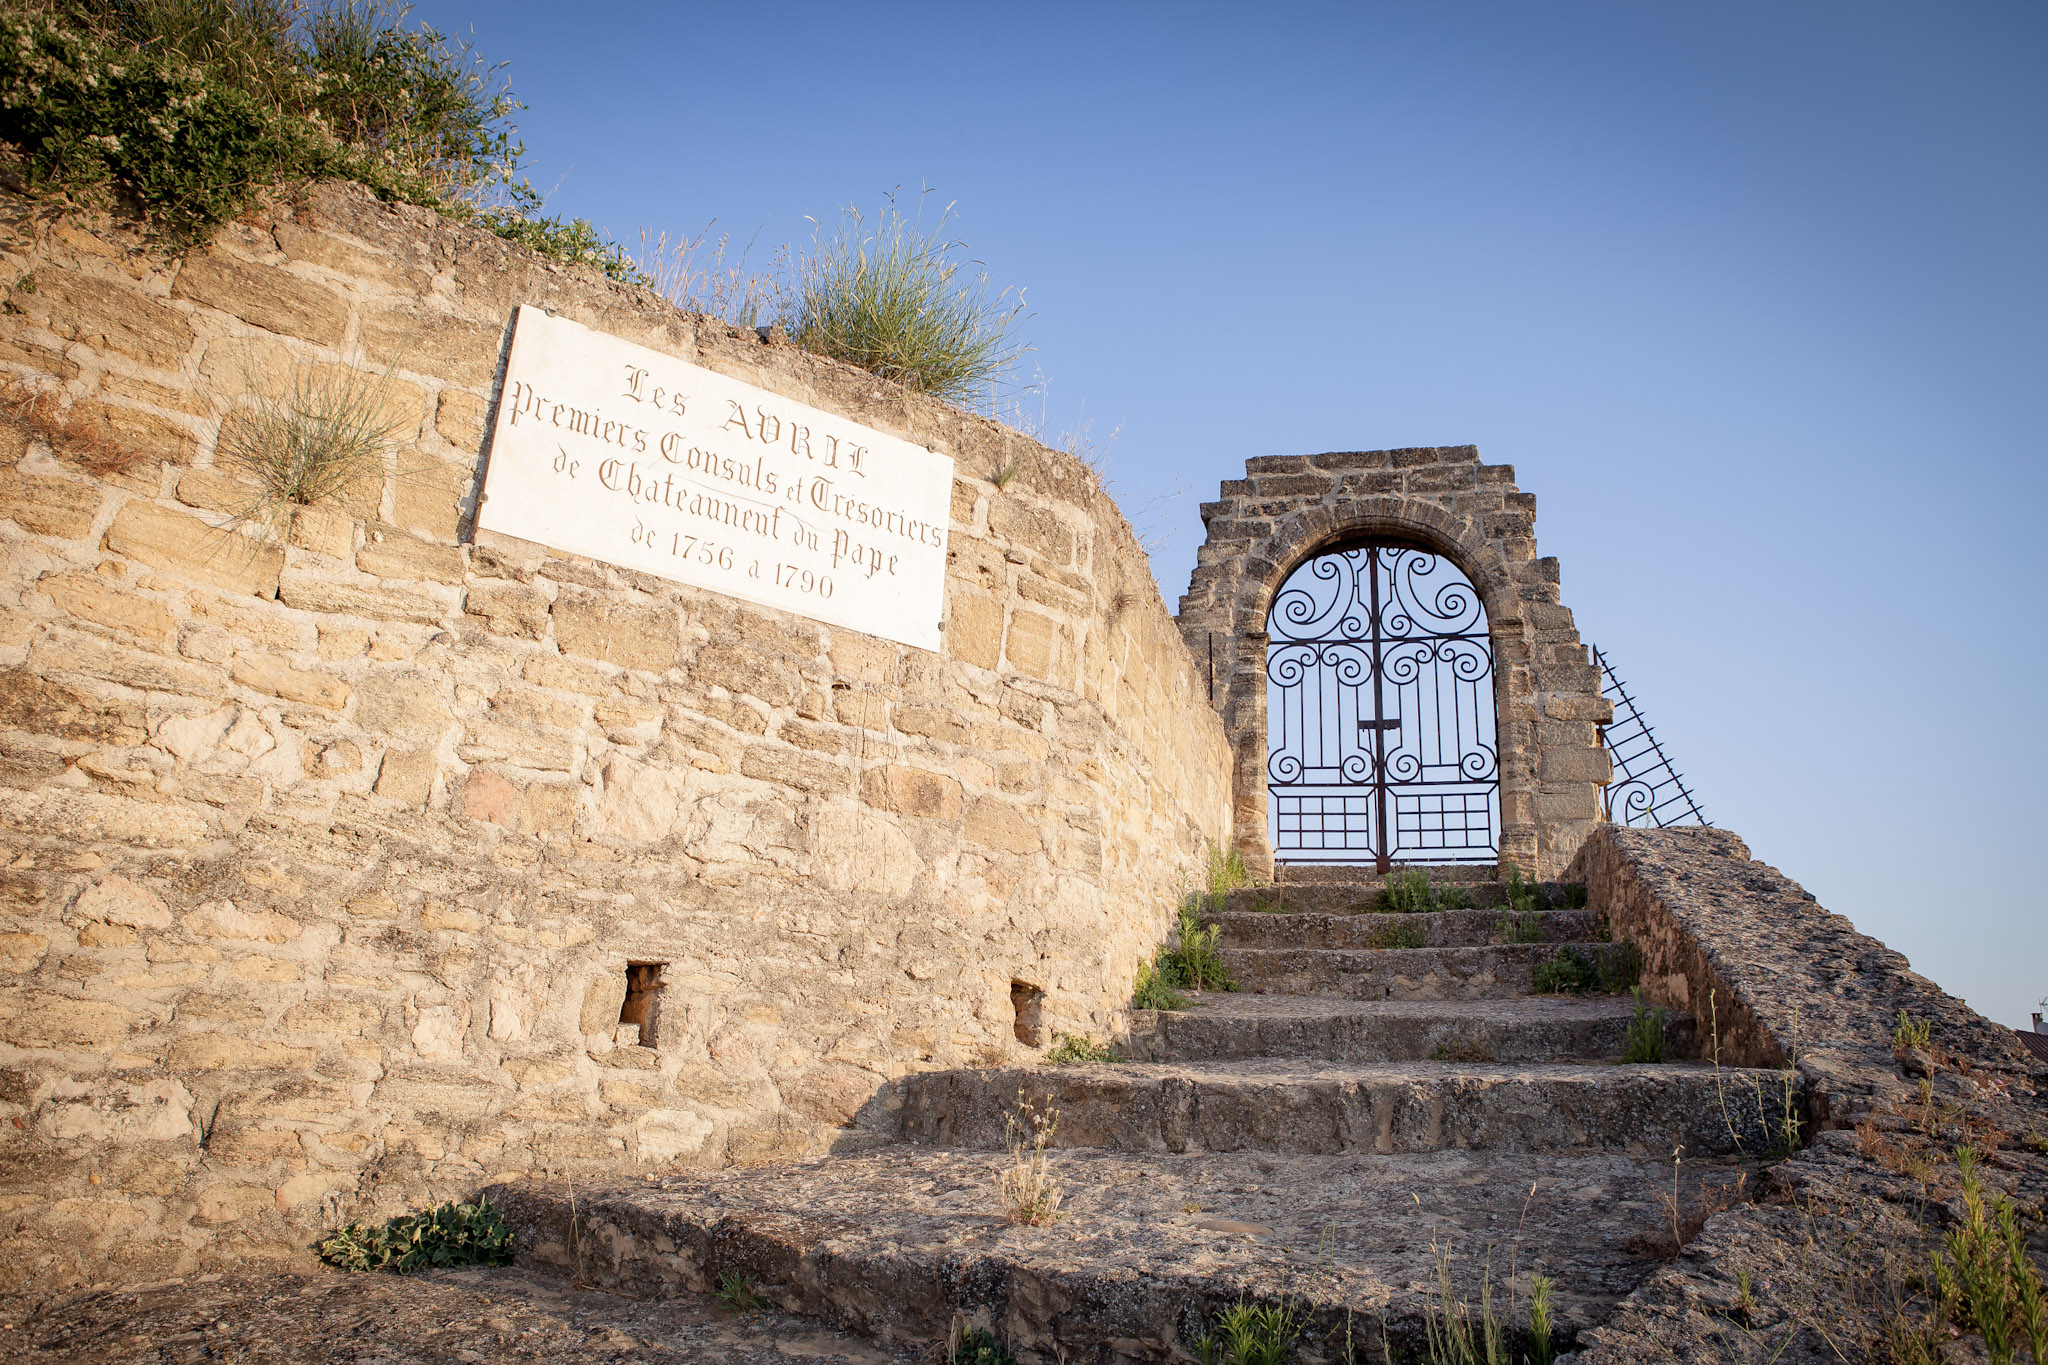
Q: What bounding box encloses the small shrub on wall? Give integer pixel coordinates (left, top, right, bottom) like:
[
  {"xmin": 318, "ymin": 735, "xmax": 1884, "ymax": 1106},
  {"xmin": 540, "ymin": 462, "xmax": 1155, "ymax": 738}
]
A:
[{"xmin": 0, "ymin": 0, "xmax": 633, "ymax": 274}]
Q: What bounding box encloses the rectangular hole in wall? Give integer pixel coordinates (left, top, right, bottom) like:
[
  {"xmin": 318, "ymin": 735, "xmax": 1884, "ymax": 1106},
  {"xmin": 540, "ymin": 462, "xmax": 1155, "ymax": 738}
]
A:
[
  {"xmin": 620, "ymin": 962, "xmax": 665, "ymax": 1049},
  {"xmin": 1010, "ymin": 980, "xmax": 1045, "ymax": 1047}
]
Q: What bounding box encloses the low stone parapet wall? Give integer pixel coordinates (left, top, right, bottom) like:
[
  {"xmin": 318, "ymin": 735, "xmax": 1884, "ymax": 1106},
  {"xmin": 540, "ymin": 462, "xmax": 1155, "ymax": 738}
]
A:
[{"xmin": 1567, "ymin": 826, "xmax": 2046, "ymax": 1361}]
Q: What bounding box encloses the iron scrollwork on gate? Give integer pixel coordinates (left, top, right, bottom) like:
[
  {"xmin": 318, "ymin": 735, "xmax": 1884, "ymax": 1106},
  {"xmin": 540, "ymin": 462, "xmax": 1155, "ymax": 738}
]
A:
[{"xmin": 1266, "ymin": 546, "xmax": 1499, "ymax": 868}]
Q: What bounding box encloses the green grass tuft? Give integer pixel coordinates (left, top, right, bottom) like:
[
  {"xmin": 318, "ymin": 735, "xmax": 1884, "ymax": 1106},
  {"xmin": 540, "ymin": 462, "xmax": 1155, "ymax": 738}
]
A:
[
  {"xmin": 784, "ymin": 190, "xmax": 1026, "ymax": 403},
  {"xmin": 1621, "ymin": 986, "xmax": 1666, "ymax": 1063},
  {"xmin": 319, "ymin": 1195, "xmax": 513, "ymax": 1273},
  {"xmin": 1194, "ymin": 1298, "xmax": 1303, "ymax": 1365},
  {"xmin": 1044, "ymin": 1033, "xmax": 1118, "ymax": 1064}
]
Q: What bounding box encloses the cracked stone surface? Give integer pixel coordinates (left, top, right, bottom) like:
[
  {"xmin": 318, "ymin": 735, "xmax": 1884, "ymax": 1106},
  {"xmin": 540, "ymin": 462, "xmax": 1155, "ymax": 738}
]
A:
[{"xmin": 3, "ymin": 1263, "xmax": 917, "ymax": 1364}]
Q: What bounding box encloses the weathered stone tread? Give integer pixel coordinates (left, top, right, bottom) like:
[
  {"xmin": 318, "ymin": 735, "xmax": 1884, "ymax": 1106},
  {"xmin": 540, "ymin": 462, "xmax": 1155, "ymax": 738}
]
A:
[
  {"xmin": 1124, "ymin": 993, "xmax": 1696, "ymax": 1063},
  {"xmin": 895, "ymin": 1059, "xmax": 1777, "ymax": 1156},
  {"xmin": 1208, "ymin": 907, "xmax": 1603, "ymax": 949},
  {"xmin": 493, "ymin": 1147, "xmax": 1749, "ymax": 1361},
  {"xmin": 1222, "ymin": 943, "xmax": 1635, "ymax": 999},
  {"xmin": 4, "ymin": 1263, "xmax": 913, "ymax": 1363}
]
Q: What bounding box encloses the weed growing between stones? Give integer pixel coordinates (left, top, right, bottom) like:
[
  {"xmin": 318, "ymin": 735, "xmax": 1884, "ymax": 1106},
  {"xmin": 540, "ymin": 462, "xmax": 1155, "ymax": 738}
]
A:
[
  {"xmin": 1893, "ymin": 1010, "xmax": 1934, "ymax": 1054},
  {"xmin": 1621, "ymin": 986, "xmax": 1666, "ymax": 1064},
  {"xmin": 997, "ymin": 1091, "xmax": 1064, "ymax": 1226},
  {"xmin": 1131, "ymin": 959, "xmax": 1191, "ymax": 1011},
  {"xmin": 945, "ymin": 1321, "xmax": 1017, "ymax": 1365},
  {"xmin": 0, "ymin": 373, "xmax": 141, "ymax": 477},
  {"xmin": 1193, "ymin": 1298, "xmax": 1304, "ymax": 1365},
  {"xmin": 1371, "ymin": 918, "xmax": 1428, "ymax": 950},
  {"xmin": 1495, "ymin": 863, "xmax": 1544, "ymax": 943},
  {"xmin": 1706, "ymin": 992, "xmax": 1807, "ymax": 1161},
  {"xmin": 1381, "ymin": 869, "xmax": 1471, "ymax": 914},
  {"xmin": 785, "ymin": 191, "xmax": 1028, "ymax": 404},
  {"xmin": 1931, "ymin": 1147, "xmax": 2048, "ymax": 1365},
  {"xmin": 1043, "ymin": 1033, "xmax": 1118, "ymax": 1064},
  {"xmin": 319, "ymin": 1195, "xmax": 514, "ymax": 1273},
  {"xmin": 216, "ymin": 352, "xmax": 405, "ymax": 535},
  {"xmin": 714, "ymin": 1270, "xmax": 766, "ymax": 1312},
  {"xmin": 1421, "ymin": 1243, "xmax": 1510, "ymax": 1365},
  {"xmin": 1432, "ymin": 1038, "xmax": 1492, "ymax": 1063},
  {"xmin": 1156, "ymin": 902, "xmax": 1239, "ymax": 993},
  {"xmin": 1531, "ymin": 947, "xmax": 1598, "ymax": 995}
]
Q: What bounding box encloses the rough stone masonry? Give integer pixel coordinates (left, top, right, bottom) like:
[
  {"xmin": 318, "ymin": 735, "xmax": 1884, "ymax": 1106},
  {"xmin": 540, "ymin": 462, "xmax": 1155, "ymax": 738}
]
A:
[{"xmin": 0, "ymin": 179, "xmax": 1231, "ymax": 1288}]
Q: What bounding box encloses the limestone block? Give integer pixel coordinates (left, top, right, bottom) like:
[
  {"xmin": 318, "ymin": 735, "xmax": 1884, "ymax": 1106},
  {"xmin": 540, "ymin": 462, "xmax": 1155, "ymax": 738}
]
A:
[
  {"xmin": 391, "ymin": 461, "xmax": 472, "ymax": 540},
  {"xmin": 691, "ymin": 645, "xmax": 798, "ymax": 706},
  {"xmin": 187, "ymin": 592, "xmax": 302, "ymax": 650},
  {"xmin": 0, "ymin": 668, "xmax": 148, "ymax": 743},
  {"xmin": 435, "ymin": 390, "xmax": 488, "ymax": 450},
  {"xmin": 372, "ymin": 747, "xmax": 437, "ymax": 806},
  {"xmin": 78, "ymin": 920, "xmax": 139, "ymax": 947},
  {"xmin": 892, "ymin": 704, "xmax": 971, "ymax": 745},
  {"xmin": 1003, "ymin": 610, "xmax": 1060, "ymax": 680},
  {"xmin": 859, "ymin": 764, "xmax": 963, "ymax": 821},
  {"xmin": 278, "ymin": 570, "xmax": 450, "ymax": 625},
  {"xmin": 467, "ymin": 581, "xmax": 550, "ymax": 638},
  {"xmin": 738, "ymin": 743, "xmax": 847, "ymax": 794},
  {"xmin": 286, "ymin": 504, "xmax": 354, "ymax": 560},
  {"xmin": 230, "ymin": 653, "xmax": 350, "ymax": 710},
  {"xmin": 410, "ymin": 1006, "xmax": 467, "ymax": 1060},
  {"xmin": 31, "ymin": 629, "xmax": 226, "ymax": 697},
  {"xmin": 73, "ymin": 875, "xmax": 173, "ymax": 929},
  {"xmin": 169, "ymin": 1036, "xmax": 317, "ymax": 1071},
  {"xmin": 0, "ymin": 932, "xmax": 50, "ymax": 972},
  {"xmin": 23, "ymin": 266, "xmax": 195, "ymax": 366},
  {"xmin": 357, "ymin": 533, "xmax": 463, "ymax": 583},
  {"xmin": 183, "ymin": 900, "xmax": 297, "ymax": 944},
  {"xmin": 596, "ymin": 755, "xmax": 692, "ymax": 843},
  {"xmin": 172, "ymin": 250, "xmax": 349, "ymax": 346},
  {"xmin": 40, "ymin": 572, "xmax": 174, "ymax": 644},
  {"xmin": 963, "ymin": 796, "xmax": 1043, "ymax": 856},
  {"xmin": 2, "ymin": 997, "xmax": 138, "ymax": 1049},
  {"xmin": 552, "ymin": 595, "xmax": 678, "ymax": 673},
  {"xmin": 987, "ymin": 499, "xmax": 1073, "ymax": 564},
  {"xmin": 579, "ymin": 972, "xmax": 628, "ymax": 1036},
  {"xmin": 65, "ymin": 398, "xmax": 198, "ymax": 467},
  {"xmin": 359, "ymin": 306, "xmax": 503, "ymax": 387},
  {"xmin": 0, "ymin": 469, "xmax": 101, "ymax": 538},
  {"xmin": 808, "ymin": 802, "xmax": 922, "ymax": 897},
  {"xmin": 635, "ymin": 1107, "xmax": 715, "ymax": 1162},
  {"xmin": 103, "ymin": 502, "xmax": 283, "ymax": 598},
  {"xmin": 457, "ymin": 722, "xmax": 575, "ymax": 772},
  {"xmin": 945, "ymin": 593, "xmax": 1004, "ymax": 671},
  {"xmin": 353, "ymin": 673, "xmax": 451, "ymax": 741}
]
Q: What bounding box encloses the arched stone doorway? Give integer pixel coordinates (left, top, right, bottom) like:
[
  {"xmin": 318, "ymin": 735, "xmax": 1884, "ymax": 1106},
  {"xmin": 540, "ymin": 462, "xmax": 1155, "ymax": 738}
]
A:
[
  {"xmin": 1177, "ymin": 445, "xmax": 1612, "ymax": 880},
  {"xmin": 1267, "ymin": 544, "xmax": 1499, "ymax": 870}
]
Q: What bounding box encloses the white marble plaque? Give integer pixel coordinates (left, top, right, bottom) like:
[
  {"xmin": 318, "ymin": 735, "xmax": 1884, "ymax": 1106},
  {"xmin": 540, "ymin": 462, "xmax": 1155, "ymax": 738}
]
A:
[{"xmin": 477, "ymin": 307, "xmax": 953, "ymax": 651}]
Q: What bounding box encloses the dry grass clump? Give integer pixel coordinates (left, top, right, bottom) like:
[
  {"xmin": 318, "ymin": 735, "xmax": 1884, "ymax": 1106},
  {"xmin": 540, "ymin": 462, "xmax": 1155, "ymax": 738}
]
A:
[
  {"xmin": 996, "ymin": 1090, "xmax": 1063, "ymax": 1227},
  {"xmin": 784, "ymin": 191, "xmax": 1027, "ymax": 404},
  {"xmin": 0, "ymin": 376, "xmax": 144, "ymax": 477},
  {"xmin": 215, "ymin": 352, "xmax": 402, "ymax": 533}
]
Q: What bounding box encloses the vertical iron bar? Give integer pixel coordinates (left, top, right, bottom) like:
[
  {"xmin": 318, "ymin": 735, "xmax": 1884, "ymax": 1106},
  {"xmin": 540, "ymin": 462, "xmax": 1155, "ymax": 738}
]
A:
[{"xmin": 1367, "ymin": 547, "xmax": 1391, "ymax": 873}]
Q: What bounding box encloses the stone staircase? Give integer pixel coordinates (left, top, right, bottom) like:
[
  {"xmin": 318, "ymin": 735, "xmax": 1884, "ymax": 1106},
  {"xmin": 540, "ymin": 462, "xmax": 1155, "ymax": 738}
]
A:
[{"xmin": 498, "ymin": 870, "xmax": 1780, "ymax": 1362}]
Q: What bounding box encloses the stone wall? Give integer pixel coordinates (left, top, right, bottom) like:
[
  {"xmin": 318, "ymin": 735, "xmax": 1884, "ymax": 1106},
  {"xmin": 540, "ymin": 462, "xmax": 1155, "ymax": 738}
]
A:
[
  {"xmin": 1177, "ymin": 447, "xmax": 1611, "ymax": 879},
  {"xmin": 0, "ymin": 181, "xmax": 1233, "ymax": 1289},
  {"xmin": 1567, "ymin": 826, "xmax": 2047, "ymax": 1362}
]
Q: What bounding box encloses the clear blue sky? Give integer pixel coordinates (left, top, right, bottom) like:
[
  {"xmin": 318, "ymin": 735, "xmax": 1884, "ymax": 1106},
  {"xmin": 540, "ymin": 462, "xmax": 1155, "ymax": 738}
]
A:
[{"xmin": 413, "ymin": 2, "xmax": 2047, "ymax": 1029}]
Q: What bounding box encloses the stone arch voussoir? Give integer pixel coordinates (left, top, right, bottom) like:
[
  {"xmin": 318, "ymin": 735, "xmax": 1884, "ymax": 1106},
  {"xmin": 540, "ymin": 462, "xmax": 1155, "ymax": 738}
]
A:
[{"xmin": 1177, "ymin": 449, "xmax": 1611, "ymax": 880}]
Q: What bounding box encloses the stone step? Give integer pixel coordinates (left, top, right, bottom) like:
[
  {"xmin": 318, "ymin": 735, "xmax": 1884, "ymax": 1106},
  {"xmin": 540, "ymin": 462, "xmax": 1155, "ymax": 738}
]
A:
[
  {"xmin": 1221, "ymin": 942, "xmax": 1639, "ymax": 1000},
  {"xmin": 492, "ymin": 1147, "xmax": 1754, "ymax": 1361},
  {"xmin": 1123, "ymin": 994, "xmax": 1696, "ymax": 1064},
  {"xmin": 1222, "ymin": 869, "xmax": 1586, "ymax": 915},
  {"xmin": 1207, "ymin": 907, "xmax": 1603, "ymax": 951},
  {"xmin": 892, "ymin": 1060, "xmax": 1782, "ymax": 1158}
]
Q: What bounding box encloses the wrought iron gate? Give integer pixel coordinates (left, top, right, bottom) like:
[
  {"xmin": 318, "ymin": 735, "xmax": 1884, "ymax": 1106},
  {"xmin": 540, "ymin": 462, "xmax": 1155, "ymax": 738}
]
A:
[{"xmin": 1267, "ymin": 545, "xmax": 1499, "ymax": 868}]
